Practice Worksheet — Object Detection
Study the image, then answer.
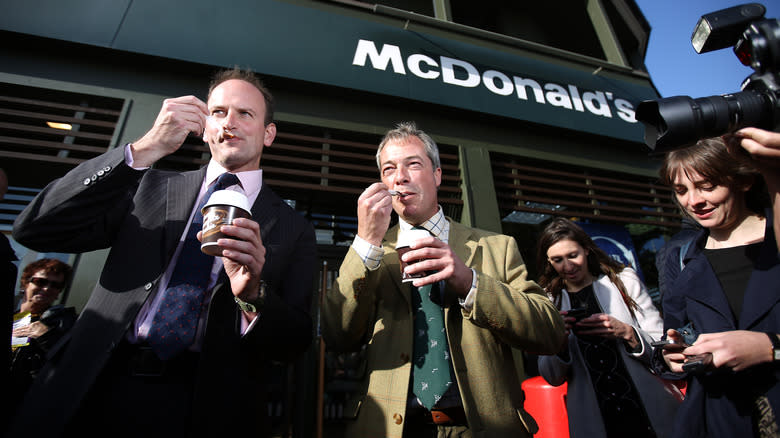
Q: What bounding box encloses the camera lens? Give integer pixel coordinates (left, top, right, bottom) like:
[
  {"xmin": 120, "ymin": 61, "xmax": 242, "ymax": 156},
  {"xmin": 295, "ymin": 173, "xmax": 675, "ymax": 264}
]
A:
[{"xmin": 636, "ymin": 90, "xmax": 775, "ymax": 153}]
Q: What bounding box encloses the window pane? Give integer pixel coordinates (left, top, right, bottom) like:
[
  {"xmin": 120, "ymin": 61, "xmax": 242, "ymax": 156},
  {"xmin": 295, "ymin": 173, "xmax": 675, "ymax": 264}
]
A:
[
  {"xmin": 450, "ymin": 1, "xmax": 606, "ymax": 60},
  {"xmin": 602, "ymin": 0, "xmax": 645, "ymax": 69},
  {"xmin": 356, "ymin": 0, "xmax": 434, "ymax": 16}
]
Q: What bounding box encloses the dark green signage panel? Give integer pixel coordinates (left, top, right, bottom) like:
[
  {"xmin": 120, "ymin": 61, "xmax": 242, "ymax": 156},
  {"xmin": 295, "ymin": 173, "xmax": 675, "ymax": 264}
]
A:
[{"xmin": 0, "ymin": 0, "xmax": 659, "ymax": 142}]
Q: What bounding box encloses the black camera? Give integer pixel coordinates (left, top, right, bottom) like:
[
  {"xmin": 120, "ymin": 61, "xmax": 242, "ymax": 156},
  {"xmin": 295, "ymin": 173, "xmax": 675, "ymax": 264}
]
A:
[{"xmin": 635, "ymin": 3, "xmax": 780, "ymax": 154}]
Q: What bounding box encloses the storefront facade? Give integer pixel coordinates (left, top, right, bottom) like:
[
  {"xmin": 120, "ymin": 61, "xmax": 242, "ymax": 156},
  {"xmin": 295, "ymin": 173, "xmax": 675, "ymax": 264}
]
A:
[{"xmin": 0, "ymin": 0, "xmax": 679, "ymax": 435}]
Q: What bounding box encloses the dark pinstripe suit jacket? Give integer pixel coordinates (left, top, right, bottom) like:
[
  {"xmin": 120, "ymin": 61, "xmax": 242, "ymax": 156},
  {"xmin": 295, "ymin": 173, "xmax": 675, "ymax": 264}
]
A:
[{"xmin": 10, "ymin": 146, "xmax": 317, "ymax": 436}]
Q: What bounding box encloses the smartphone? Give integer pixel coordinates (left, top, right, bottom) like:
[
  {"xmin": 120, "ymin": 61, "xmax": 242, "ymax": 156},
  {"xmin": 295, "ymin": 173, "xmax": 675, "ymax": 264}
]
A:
[
  {"xmin": 566, "ymin": 307, "xmax": 590, "ymax": 321},
  {"xmin": 682, "ymin": 353, "xmax": 714, "ymax": 373},
  {"xmin": 651, "ymin": 339, "xmax": 691, "ymax": 353}
]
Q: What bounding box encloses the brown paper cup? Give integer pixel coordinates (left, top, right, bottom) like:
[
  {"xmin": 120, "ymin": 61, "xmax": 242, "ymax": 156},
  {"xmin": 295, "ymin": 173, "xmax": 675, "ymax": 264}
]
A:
[
  {"xmin": 201, "ymin": 190, "xmax": 252, "ymax": 256},
  {"xmin": 396, "ymin": 228, "xmax": 430, "ymax": 282}
]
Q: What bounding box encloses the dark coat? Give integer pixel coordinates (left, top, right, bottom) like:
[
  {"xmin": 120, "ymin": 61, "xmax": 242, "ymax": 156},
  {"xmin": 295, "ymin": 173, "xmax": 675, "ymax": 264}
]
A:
[
  {"xmin": 9, "ymin": 146, "xmax": 317, "ymax": 436},
  {"xmin": 655, "ymin": 217, "xmax": 700, "ymax": 301},
  {"xmin": 655, "ymin": 214, "xmax": 780, "ymax": 437}
]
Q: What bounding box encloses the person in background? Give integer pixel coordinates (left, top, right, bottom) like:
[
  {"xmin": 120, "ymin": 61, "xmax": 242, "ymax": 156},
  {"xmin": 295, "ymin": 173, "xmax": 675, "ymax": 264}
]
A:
[
  {"xmin": 322, "ymin": 121, "xmax": 565, "ymax": 438},
  {"xmin": 655, "ymin": 135, "xmax": 779, "ymax": 437},
  {"xmin": 10, "ymin": 258, "xmax": 75, "ymax": 408},
  {"xmin": 9, "ymin": 67, "xmax": 317, "ymax": 437},
  {"xmin": 536, "ymin": 217, "xmax": 680, "ymax": 438}
]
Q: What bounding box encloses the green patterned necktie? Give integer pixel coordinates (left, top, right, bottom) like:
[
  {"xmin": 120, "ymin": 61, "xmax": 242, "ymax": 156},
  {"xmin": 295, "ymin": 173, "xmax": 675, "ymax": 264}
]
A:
[{"xmin": 411, "ymin": 280, "xmax": 453, "ymax": 409}]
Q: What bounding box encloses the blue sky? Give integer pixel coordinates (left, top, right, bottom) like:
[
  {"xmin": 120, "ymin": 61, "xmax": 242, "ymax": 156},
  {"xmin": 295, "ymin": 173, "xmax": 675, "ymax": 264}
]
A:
[{"xmin": 636, "ymin": 0, "xmax": 779, "ymax": 98}]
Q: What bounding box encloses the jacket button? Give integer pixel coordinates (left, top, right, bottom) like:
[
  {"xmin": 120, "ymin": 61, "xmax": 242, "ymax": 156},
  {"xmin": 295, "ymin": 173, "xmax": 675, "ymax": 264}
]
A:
[
  {"xmin": 83, "ymin": 178, "xmax": 92, "ymax": 186},
  {"xmin": 144, "ymin": 282, "xmax": 153, "ymax": 290},
  {"xmin": 97, "ymin": 169, "xmax": 105, "ymax": 177},
  {"xmin": 393, "ymin": 413, "xmax": 403, "ymax": 425},
  {"xmin": 104, "ymin": 166, "xmax": 112, "ymax": 172},
  {"xmin": 90, "ymin": 174, "xmax": 98, "ymax": 182}
]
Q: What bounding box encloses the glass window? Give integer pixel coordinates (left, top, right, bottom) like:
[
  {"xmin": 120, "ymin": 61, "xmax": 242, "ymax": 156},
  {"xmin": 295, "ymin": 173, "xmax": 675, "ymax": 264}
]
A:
[
  {"xmin": 450, "ymin": 1, "xmax": 606, "ymax": 60},
  {"xmin": 602, "ymin": 0, "xmax": 646, "ymax": 70},
  {"xmin": 491, "ymin": 151, "xmax": 681, "ymax": 305},
  {"xmin": 355, "ymin": 0, "xmax": 435, "ymax": 16}
]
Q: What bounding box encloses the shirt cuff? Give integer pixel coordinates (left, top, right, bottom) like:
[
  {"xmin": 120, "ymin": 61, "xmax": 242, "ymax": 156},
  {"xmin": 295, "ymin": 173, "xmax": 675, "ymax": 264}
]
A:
[
  {"xmin": 241, "ymin": 312, "xmax": 260, "ymax": 335},
  {"xmin": 352, "ymin": 234, "xmax": 384, "ymax": 271},
  {"xmin": 124, "ymin": 143, "xmax": 150, "ymax": 170},
  {"xmin": 459, "ymin": 268, "xmax": 478, "ymax": 312}
]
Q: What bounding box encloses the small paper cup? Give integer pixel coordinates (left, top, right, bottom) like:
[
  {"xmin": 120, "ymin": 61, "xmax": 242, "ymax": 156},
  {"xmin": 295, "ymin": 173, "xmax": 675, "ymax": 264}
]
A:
[
  {"xmin": 396, "ymin": 228, "xmax": 430, "ymax": 282},
  {"xmin": 201, "ymin": 190, "xmax": 252, "ymax": 256}
]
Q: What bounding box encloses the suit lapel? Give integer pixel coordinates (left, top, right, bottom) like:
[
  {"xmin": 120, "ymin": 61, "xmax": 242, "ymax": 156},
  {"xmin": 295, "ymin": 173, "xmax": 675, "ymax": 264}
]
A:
[
  {"xmin": 383, "ymin": 225, "xmax": 408, "ymax": 305},
  {"xmin": 251, "ymin": 184, "xmax": 279, "ymax": 243},
  {"xmin": 447, "ymin": 221, "xmax": 477, "ymax": 268},
  {"xmin": 677, "ymin": 248, "xmax": 736, "ymax": 330},
  {"xmin": 679, "ymin": 255, "xmax": 732, "ymax": 310},
  {"xmin": 163, "ymin": 168, "xmax": 205, "ymax": 261}
]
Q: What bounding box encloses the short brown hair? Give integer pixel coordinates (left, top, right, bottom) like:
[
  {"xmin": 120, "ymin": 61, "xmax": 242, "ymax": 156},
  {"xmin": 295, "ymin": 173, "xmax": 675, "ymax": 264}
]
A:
[
  {"xmin": 207, "ymin": 66, "xmax": 275, "ymax": 125},
  {"xmin": 659, "ymin": 137, "xmax": 768, "ymax": 216},
  {"xmin": 20, "ymin": 258, "xmax": 72, "ymax": 290}
]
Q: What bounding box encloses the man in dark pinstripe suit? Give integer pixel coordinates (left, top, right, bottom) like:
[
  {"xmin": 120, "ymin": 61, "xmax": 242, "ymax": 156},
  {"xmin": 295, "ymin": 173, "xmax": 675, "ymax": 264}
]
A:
[{"xmin": 9, "ymin": 68, "xmax": 316, "ymax": 437}]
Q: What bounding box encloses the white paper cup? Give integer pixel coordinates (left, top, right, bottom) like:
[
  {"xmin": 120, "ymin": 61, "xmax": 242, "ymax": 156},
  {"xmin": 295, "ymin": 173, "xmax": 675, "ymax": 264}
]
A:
[{"xmin": 200, "ymin": 190, "xmax": 252, "ymax": 256}]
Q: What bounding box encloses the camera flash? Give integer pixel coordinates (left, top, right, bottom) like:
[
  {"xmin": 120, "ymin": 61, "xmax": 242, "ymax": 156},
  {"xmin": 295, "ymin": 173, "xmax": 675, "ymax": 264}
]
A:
[
  {"xmin": 691, "ymin": 19, "xmax": 712, "ymax": 54},
  {"xmin": 690, "ymin": 3, "xmax": 766, "ymax": 54}
]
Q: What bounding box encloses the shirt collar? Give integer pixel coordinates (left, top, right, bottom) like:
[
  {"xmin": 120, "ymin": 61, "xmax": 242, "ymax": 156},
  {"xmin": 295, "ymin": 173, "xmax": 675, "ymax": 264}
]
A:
[
  {"xmin": 205, "ymin": 160, "xmax": 263, "ymax": 199},
  {"xmin": 398, "ymin": 206, "xmax": 449, "ymax": 242}
]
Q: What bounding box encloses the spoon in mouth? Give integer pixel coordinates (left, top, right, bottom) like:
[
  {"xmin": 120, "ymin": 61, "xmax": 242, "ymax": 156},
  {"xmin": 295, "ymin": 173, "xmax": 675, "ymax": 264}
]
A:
[
  {"xmin": 205, "ymin": 116, "xmax": 235, "ymax": 140},
  {"xmin": 388, "ymin": 190, "xmax": 407, "ymax": 197}
]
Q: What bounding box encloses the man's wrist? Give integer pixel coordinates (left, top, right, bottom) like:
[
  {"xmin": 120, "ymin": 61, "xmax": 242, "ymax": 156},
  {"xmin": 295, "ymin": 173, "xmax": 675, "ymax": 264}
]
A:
[
  {"xmin": 235, "ymin": 282, "xmax": 267, "ymax": 313},
  {"xmin": 765, "ymin": 332, "xmax": 780, "ymax": 361},
  {"xmin": 352, "ymin": 234, "xmax": 383, "ymax": 270}
]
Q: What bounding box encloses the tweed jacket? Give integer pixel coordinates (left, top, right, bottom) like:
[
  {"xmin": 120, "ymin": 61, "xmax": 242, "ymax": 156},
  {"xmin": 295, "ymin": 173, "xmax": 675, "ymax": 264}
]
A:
[
  {"xmin": 322, "ymin": 220, "xmax": 565, "ymax": 438},
  {"xmin": 538, "ymin": 269, "xmax": 682, "ymax": 438}
]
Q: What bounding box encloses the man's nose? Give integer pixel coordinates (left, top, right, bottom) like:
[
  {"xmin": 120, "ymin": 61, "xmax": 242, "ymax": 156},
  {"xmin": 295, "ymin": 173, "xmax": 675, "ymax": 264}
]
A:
[
  {"xmin": 223, "ymin": 110, "xmax": 238, "ymax": 128},
  {"xmin": 393, "ymin": 166, "xmax": 410, "ymax": 185}
]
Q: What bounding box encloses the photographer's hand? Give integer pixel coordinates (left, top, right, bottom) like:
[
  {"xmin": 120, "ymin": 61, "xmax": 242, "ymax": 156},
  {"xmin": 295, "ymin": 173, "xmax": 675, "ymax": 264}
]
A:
[
  {"xmin": 734, "ymin": 127, "xmax": 780, "ymax": 160},
  {"xmin": 728, "ymin": 128, "xmax": 780, "ymax": 252}
]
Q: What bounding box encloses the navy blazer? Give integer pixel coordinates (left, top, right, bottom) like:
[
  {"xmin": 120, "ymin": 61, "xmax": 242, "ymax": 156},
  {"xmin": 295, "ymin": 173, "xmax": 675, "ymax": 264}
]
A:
[
  {"xmin": 10, "ymin": 146, "xmax": 317, "ymax": 436},
  {"xmin": 658, "ymin": 212, "xmax": 780, "ymax": 438}
]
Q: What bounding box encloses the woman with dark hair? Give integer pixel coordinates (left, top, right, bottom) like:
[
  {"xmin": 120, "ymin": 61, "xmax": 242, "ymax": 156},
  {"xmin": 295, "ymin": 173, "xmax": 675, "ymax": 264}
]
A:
[
  {"xmin": 11, "ymin": 258, "xmax": 76, "ymax": 407},
  {"xmin": 655, "ymin": 135, "xmax": 780, "ymax": 438},
  {"xmin": 537, "ymin": 217, "xmax": 680, "ymax": 438}
]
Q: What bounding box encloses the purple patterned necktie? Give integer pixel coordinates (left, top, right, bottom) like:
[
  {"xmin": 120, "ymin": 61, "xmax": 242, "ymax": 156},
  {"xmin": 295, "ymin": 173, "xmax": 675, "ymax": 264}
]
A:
[{"xmin": 147, "ymin": 172, "xmax": 240, "ymax": 360}]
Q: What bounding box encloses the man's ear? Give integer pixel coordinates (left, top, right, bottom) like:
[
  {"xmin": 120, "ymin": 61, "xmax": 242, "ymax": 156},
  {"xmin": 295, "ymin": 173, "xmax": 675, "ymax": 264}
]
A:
[{"xmin": 264, "ymin": 123, "xmax": 277, "ymax": 147}]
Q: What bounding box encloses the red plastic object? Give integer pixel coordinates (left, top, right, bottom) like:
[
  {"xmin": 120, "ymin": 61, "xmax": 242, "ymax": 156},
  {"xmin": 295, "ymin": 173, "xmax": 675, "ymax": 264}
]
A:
[{"xmin": 522, "ymin": 376, "xmax": 569, "ymax": 438}]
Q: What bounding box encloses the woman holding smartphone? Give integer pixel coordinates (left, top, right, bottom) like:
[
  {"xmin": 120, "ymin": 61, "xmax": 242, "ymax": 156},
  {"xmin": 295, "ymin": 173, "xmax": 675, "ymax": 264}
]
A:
[
  {"xmin": 536, "ymin": 218, "xmax": 680, "ymax": 438},
  {"xmin": 656, "ymin": 134, "xmax": 780, "ymax": 438}
]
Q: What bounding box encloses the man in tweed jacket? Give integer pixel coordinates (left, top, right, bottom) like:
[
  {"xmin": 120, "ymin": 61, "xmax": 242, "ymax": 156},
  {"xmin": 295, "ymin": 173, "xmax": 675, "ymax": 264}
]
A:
[{"xmin": 322, "ymin": 122, "xmax": 564, "ymax": 438}]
